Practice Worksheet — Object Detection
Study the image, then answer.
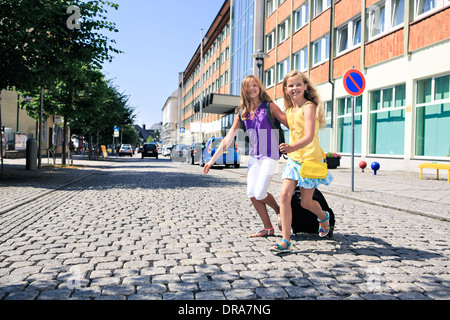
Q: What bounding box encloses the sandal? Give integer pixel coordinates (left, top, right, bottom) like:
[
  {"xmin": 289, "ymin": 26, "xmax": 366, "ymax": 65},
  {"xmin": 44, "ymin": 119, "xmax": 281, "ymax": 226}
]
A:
[
  {"xmin": 270, "ymin": 239, "xmax": 291, "ymax": 253},
  {"xmin": 250, "ymin": 227, "xmax": 274, "ymax": 238},
  {"xmin": 318, "ymin": 210, "xmax": 330, "ymax": 238}
]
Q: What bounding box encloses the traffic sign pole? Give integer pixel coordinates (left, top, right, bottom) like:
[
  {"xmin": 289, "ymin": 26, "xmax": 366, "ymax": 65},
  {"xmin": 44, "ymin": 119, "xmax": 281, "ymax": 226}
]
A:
[
  {"xmin": 351, "ymin": 96, "xmax": 355, "ymax": 192},
  {"xmin": 343, "ymin": 68, "xmax": 365, "ymax": 192}
]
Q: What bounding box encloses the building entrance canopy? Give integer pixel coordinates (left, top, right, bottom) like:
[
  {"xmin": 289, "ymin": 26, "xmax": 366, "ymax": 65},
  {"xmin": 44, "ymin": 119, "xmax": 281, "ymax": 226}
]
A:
[{"xmin": 194, "ymin": 93, "xmax": 241, "ymax": 115}]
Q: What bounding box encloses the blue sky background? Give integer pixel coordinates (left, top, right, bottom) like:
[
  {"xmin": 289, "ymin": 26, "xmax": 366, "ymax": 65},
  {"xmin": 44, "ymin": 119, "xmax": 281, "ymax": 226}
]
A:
[{"xmin": 101, "ymin": 0, "xmax": 225, "ymax": 128}]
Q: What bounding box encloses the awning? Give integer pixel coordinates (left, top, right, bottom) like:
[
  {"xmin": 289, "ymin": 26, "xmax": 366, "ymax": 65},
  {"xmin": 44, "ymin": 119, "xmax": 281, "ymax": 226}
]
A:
[{"xmin": 193, "ymin": 93, "xmax": 241, "ymax": 114}]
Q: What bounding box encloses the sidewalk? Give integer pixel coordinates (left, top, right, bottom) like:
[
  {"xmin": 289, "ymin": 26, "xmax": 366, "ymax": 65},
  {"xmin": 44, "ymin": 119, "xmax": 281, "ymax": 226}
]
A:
[
  {"xmin": 236, "ymin": 156, "xmax": 450, "ymax": 222},
  {"xmin": 1, "ymin": 155, "xmax": 449, "ymax": 221},
  {"xmin": 0, "ymin": 156, "xmax": 115, "ymax": 214}
]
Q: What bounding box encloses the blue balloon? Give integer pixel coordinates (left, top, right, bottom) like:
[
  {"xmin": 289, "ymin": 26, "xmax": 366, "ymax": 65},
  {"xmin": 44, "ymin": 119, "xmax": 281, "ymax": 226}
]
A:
[{"xmin": 371, "ymin": 162, "xmax": 380, "ymax": 175}]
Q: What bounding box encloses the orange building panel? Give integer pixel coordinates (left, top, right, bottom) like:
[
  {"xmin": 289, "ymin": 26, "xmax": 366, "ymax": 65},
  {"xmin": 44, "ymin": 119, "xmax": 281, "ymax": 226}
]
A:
[
  {"xmin": 409, "ymin": 8, "xmax": 450, "ymax": 52},
  {"xmin": 333, "ymin": 47, "xmax": 361, "ymax": 78},
  {"xmin": 365, "ymin": 29, "xmax": 404, "ymax": 67},
  {"xmin": 335, "ymin": 0, "xmax": 362, "ymax": 27},
  {"xmin": 309, "ymin": 62, "xmax": 330, "ymax": 85}
]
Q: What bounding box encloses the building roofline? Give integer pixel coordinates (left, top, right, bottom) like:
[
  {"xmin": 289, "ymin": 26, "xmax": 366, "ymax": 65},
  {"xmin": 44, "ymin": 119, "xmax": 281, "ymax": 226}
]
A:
[{"xmin": 181, "ymin": 0, "xmax": 230, "ymax": 82}]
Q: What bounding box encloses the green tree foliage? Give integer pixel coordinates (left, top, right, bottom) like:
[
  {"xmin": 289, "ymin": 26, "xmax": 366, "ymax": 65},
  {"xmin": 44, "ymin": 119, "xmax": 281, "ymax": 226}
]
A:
[
  {"xmin": 1, "ymin": 0, "xmax": 132, "ymax": 163},
  {"xmin": 0, "ymin": 0, "xmax": 121, "ymax": 91}
]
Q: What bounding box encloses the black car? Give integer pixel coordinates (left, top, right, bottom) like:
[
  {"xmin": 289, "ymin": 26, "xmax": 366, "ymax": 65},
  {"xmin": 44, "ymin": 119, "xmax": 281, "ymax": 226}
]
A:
[
  {"xmin": 141, "ymin": 143, "xmax": 158, "ymax": 159},
  {"xmin": 189, "ymin": 142, "xmax": 205, "ymax": 165}
]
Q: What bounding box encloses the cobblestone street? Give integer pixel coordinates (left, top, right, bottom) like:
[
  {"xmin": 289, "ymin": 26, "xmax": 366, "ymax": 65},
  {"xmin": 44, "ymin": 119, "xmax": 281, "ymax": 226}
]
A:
[{"xmin": 0, "ymin": 157, "xmax": 449, "ymax": 302}]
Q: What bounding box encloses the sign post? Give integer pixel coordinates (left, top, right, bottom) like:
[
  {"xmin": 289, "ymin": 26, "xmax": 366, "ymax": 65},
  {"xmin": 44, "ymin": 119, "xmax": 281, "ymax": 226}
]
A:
[
  {"xmin": 113, "ymin": 126, "xmax": 119, "ymax": 157},
  {"xmin": 343, "ymin": 68, "xmax": 366, "ymax": 192}
]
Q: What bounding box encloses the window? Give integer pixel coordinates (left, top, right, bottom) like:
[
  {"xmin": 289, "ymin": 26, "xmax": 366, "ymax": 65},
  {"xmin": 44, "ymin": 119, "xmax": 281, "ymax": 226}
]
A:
[
  {"xmin": 415, "ymin": 74, "xmax": 450, "ymax": 157},
  {"xmin": 369, "ymin": 85, "xmax": 406, "ymax": 155},
  {"xmin": 312, "ymin": 34, "xmax": 329, "ymax": 66},
  {"xmin": 293, "ymin": 47, "xmax": 308, "ymax": 71},
  {"xmin": 312, "ymin": 0, "xmax": 331, "ymax": 18},
  {"xmin": 337, "ymin": 96, "xmax": 362, "ymax": 154},
  {"xmin": 368, "ymin": 1, "xmax": 386, "ymax": 38},
  {"xmin": 391, "ymin": 0, "xmax": 405, "ymax": 27},
  {"xmin": 415, "ymin": 0, "xmax": 449, "ymax": 18},
  {"xmin": 368, "ymin": 0, "xmax": 405, "ymax": 39},
  {"xmin": 265, "ymin": 67, "xmax": 275, "ymax": 87},
  {"xmin": 294, "ymin": 3, "xmax": 309, "ymax": 31},
  {"xmin": 318, "ymin": 101, "xmax": 332, "ymax": 152},
  {"xmin": 415, "ymin": 0, "xmax": 436, "ymax": 16},
  {"xmin": 337, "ymin": 25, "xmax": 348, "ymax": 53},
  {"xmin": 267, "ymin": 0, "xmax": 276, "ymax": 17},
  {"xmin": 266, "ymin": 30, "xmax": 275, "ymax": 52},
  {"xmin": 336, "ymin": 16, "xmax": 362, "ymax": 55},
  {"xmin": 277, "ymin": 59, "xmax": 290, "ymax": 83},
  {"xmin": 278, "ymin": 18, "xmax": 290, "ymax": 44}
]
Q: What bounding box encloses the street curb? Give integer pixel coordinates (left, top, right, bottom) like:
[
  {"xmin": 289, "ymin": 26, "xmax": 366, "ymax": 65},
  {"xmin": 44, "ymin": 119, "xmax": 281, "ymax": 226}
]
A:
[{"xmin": 223, "ymin": 168, "xmax": 450, "ymax": 223}]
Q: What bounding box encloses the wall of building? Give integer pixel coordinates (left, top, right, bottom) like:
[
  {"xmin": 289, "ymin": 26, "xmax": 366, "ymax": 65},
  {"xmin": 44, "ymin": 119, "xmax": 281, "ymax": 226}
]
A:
[{"xmin": 264, "ymin": 0, "xmax": 450, "ymax": 172}]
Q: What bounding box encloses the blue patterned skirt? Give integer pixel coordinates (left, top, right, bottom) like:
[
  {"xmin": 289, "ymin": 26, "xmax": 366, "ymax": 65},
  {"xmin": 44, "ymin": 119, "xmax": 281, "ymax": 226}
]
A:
[{"xmin": 282, "ymin": 158, "xmax": 333, "ymax": 189}]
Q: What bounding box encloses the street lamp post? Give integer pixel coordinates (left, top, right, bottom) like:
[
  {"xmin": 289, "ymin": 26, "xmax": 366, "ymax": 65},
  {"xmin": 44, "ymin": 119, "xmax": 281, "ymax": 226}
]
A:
[{"xmin": 250, "ymin": 50, "xmax": 270, "ymax": 81}]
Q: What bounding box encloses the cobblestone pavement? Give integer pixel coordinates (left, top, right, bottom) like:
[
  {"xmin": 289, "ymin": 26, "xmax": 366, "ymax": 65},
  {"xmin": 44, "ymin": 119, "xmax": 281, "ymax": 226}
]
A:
[{"xmin": 0, "ymin": 157, "xmax": 449, "ymax": 301}]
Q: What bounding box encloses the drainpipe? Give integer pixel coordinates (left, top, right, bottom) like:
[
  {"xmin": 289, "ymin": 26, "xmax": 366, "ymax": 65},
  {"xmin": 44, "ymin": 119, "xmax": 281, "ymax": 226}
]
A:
[{"xmin": 328, "ymin": 1, "xmax": 335, "ymax": 130}]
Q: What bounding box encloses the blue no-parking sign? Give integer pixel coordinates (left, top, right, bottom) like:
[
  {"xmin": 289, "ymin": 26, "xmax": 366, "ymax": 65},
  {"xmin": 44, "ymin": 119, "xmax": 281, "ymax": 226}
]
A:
[
  {"xmin": 343, "ymin": 68, "xmax": 365, "ymax": 192},
  {"xmin": 343, "ymin": 69, "xmax": 366, "ymax": 97}
]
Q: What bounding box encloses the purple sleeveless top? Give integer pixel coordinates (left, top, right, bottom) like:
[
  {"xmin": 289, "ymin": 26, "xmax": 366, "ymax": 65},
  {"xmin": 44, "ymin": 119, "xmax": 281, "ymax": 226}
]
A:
[{"xmin": 243, "ymin": 102, "xmax": 280, "ymax": 160}]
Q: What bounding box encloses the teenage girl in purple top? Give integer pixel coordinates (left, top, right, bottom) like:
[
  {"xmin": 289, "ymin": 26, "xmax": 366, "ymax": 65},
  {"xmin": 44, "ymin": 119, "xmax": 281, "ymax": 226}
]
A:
[{"xmin": 203, "ymin": 75, "xmax": 288, "ymax": 237}]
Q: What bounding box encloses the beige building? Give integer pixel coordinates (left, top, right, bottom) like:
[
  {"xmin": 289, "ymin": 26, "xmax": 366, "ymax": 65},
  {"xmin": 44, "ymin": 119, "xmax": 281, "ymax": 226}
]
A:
[
  {"xmin": 1, "ymin": 88, "xmax": 66, "ymax": 159},
  {"xmin": 161, "ymin": 88, "xmax": 181, "ymax": 147}
]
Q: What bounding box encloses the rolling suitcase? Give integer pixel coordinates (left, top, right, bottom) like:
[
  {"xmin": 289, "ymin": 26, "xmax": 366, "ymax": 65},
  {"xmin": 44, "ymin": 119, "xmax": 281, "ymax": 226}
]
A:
[{"xmin": 291, "ymin": 186, "xmax": 335, "ymax": 238}]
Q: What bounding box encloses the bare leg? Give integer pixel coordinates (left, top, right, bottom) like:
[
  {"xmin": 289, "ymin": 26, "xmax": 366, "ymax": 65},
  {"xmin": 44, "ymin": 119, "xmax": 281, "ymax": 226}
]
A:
[
  {"xmin": 300, "ymin": 188, "xmax": 329, "ymax": 236},
  {"xmin": 260, "ymin": 192, "xmax": 281, "ymax": 231},
  {"xmin": 273, "ymin": 179, "xmax": 297, "ymax": 249},
  {"xmin": 249, "ymin": 197, "xmax": 274, "ymax": 237}
]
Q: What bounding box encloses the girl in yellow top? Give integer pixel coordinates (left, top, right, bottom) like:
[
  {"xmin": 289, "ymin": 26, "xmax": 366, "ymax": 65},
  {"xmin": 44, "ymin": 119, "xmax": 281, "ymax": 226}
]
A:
[{"xmin": 272, "ymin": 71, "xmax": 333, "ymax": 253}]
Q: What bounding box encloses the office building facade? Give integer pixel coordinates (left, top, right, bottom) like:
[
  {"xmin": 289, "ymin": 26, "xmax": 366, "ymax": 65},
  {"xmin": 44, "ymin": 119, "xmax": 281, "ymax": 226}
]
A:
[
  {"xmin": 177, "ymin": 0, "xmax": 449, "ymax": 171},
  {"xmin": 264, "ymin": 0, "xmax": 450, "ymax": 170}
]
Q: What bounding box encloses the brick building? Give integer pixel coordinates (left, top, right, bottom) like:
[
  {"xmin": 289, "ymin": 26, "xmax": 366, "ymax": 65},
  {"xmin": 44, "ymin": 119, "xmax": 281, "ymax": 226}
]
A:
[{"xmin": 177, "ymin": 0, "xmax": 450, "ymax": 171}]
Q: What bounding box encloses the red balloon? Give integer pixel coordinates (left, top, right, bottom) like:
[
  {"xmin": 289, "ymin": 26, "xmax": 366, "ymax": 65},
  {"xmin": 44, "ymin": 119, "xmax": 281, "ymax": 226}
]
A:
[{"xmin": 359, "ymin": 161, "xmax": 367, "ymax": 172}]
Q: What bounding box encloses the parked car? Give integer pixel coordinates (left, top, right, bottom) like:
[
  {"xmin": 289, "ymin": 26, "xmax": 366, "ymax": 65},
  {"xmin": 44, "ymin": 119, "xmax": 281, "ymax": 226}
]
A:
[
  {"xmin": 200, "ymin": 137, "xmax": 240, "ymax": 168},
  {"xmin": 163, "ymin": 146, "xmax": 172, "ymax": 157},
  {"xmin": 171, "ymin": 144, "xmax": 189, "ymax": 163},
  {"xmin": 189, "ymin": 142, "xmax": 205, "ymax": 165},
  {"xmin": 119, "ymin": 144, "xmax": 133, "ymax": 157},
  {"xmin": 141, "ymin": 143, "xmax": 158, "ymax": 159}
]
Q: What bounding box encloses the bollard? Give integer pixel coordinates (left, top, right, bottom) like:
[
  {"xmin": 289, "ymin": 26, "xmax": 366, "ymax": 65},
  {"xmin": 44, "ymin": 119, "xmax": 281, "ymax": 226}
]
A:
[
  {"xmin": 26, "ymin": 138, "xmax": 37, "ymax": 170},
  {"xmin": 371, "ymin": 161, "xmax": 380, "ymax": 175}
]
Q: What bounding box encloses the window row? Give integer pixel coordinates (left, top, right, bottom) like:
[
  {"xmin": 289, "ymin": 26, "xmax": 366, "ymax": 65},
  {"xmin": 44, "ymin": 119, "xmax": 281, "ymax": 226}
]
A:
[
  {"xmin": 266, "ymin": 0, "xmax": 449, "ymax": 57},
  {"xmin": 264, "ymin": 34, "xmax": 330, "ymax": 87},
  {"xmin": 267, "ymin": 0, "xmax": 329, "ymax": 19}
]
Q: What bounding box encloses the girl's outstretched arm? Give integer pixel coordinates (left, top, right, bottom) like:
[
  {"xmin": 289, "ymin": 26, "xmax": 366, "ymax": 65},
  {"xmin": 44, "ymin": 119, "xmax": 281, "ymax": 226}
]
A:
[{"xmin": 203, "ymin": 113, "xmax": 241, "ymax": 174}]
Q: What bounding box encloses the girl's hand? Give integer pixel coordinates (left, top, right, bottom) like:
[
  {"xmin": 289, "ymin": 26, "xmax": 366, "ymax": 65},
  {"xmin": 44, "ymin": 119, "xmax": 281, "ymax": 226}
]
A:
[
  {"xmin": 203, "ymin": 161, "xmax": 214, "ymax": 174},
  {"xmin": 279, "ymin": 143, "xmax": 293, "ymax": 154}
]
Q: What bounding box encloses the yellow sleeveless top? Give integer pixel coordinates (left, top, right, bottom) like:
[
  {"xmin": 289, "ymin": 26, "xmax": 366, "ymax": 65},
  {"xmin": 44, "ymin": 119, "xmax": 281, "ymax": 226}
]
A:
[{"xmin": 286, "ymin": 102, "xmax": 323, "ymax": 162}]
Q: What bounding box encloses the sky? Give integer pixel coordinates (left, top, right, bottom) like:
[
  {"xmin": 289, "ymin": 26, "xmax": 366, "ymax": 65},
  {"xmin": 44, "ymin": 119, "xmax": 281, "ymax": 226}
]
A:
[{"xmin": 101, "ymin": 0, "xmax": 225, "ymax": 129}]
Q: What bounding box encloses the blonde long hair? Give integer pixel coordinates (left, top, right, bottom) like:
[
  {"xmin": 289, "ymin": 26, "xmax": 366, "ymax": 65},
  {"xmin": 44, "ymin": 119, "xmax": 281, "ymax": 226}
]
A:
[
  {"xmin": 282, "ymin": 71, "xmax": 326, "ymax": 128},
  {"xmin": 237, "ymin": 75, "xmax": 272, "ymax": 120}
]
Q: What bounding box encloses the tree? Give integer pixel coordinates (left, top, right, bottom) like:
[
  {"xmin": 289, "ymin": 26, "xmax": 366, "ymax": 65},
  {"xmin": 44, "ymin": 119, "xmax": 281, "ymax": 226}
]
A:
[
  {"xmin": 1, "ymin": 0, "xmax": 122, "ymax": 165},
  {"xmin": 0, "ymin": 0, "xmax": 121, "ymax": 91},
  {"xmin": 68, "ymin": 71, "xmax": 135, "ymax": 159}
]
